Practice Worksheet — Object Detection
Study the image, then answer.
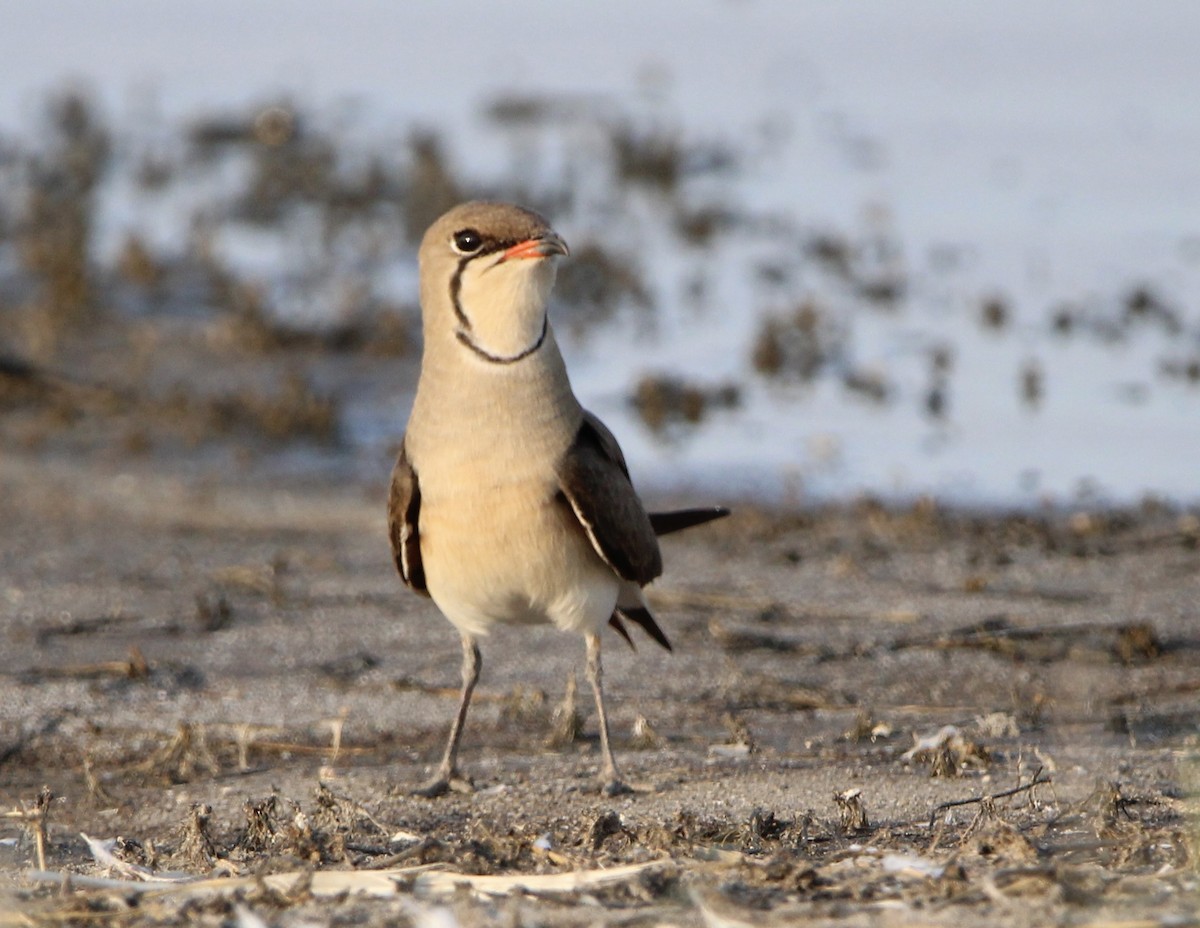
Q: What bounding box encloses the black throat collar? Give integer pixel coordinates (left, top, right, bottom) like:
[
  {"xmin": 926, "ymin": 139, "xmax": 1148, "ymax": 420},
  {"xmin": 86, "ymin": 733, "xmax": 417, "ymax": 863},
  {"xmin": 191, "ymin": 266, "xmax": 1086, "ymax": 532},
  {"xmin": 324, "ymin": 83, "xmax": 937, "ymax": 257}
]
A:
[{"xmin": 455, "ymin": 314, "xmax": 548, "ymax": 365}]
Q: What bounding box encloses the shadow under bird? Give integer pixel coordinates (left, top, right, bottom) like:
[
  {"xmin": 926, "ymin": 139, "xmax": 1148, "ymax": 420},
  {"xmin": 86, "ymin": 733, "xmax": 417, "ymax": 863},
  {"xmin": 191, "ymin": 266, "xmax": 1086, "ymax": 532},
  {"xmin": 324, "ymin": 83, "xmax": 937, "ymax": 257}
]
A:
[{"xmin": 388, "ymin": 201, "xmax": 728, "ymax": 796}]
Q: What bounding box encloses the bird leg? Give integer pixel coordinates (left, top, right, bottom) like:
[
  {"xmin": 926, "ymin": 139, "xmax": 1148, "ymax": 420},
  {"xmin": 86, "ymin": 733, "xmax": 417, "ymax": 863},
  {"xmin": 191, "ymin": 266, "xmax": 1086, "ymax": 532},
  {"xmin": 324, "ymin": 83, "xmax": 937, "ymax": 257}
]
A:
[
  {"xmin": 414, "ymin": 633, "xmax": 480, "ymax": 797},
  {"xmin": 585, "ymin": 632, "xmax": 632, "ymax": 796}
]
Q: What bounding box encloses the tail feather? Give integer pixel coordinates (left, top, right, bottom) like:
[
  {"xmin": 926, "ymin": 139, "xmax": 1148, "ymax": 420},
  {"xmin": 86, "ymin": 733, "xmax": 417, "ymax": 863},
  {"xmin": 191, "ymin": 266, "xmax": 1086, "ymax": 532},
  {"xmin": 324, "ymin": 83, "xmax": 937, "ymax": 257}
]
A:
[
  {"xmin": 608, "ymin": 613, "xmax": 635, "ymax": 650},
  {"xmin": 610, "ymin": 508, "xmax": 727, "ymax": 651},
  {"xmin": 617, "ymin": 606, "xmax": 672, "ymax": 652},
  {"xmin": 649, "ymin": 507, "xmax": 730, "ymax": 537}
]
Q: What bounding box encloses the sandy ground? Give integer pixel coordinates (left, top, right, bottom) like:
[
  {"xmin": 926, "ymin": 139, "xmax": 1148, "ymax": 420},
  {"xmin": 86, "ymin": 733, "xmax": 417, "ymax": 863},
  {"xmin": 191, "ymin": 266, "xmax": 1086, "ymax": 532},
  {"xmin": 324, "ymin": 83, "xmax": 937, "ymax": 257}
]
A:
[{"xmin": 0, "ymin": 448, "xmax": 1197, "ymax": 926}]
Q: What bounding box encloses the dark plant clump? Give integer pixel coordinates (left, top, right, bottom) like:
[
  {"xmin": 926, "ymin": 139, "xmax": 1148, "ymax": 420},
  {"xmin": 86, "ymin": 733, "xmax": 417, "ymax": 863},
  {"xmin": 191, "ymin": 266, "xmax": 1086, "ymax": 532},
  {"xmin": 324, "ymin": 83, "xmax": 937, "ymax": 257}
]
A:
[
  {"xmin": 751, "ymin": 302, "xmax": 843, "ymax": 382},
  {"xmin": 631, "ymin": 374, "xmax": 740, "ymax": 431}
]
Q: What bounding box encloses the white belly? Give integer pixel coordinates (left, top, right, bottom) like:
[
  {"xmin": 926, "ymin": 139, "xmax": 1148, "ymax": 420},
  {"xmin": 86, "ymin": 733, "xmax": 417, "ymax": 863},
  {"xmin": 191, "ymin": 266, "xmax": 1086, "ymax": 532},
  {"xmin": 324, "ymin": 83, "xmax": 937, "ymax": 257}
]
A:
[{"xmin": 420, "ymin": 484, "xmax": 620, "ymax": 638}]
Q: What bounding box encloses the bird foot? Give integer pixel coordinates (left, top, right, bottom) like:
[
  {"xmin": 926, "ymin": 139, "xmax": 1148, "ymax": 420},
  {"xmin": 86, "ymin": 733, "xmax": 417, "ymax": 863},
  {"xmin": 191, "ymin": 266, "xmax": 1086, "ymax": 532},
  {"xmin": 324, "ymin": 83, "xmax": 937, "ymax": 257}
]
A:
[
  {"xmin": 413, "ymin": 770, "xmax": 474, "ymax": 798},
  {"xmin": 600, "ymin": 778, "xmax": 634, "ymax": 797}
]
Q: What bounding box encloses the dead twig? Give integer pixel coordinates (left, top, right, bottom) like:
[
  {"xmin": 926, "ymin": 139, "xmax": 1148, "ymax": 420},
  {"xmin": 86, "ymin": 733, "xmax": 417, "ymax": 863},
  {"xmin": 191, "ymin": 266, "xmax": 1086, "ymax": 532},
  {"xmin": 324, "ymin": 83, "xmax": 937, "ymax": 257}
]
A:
[
  {"xmin": 708, "ymin": 618, "xmax": 809, "ymax": 654},
  {"xmin": 2, "ymin": 785, "xmax": 54, "ymax": 869},
  {"xmin": 545, "ymin": 673, "xmax": 582, "ymax": 748},
  {"xmin": 82, "ymin": 755, "xmax": 117, "ymax": 808},
  {"xmin": 34, "ymin": 613, "xmax": 142, "ymax": 645},
  {"xmin": 22, "ymin": 645, "xmax": 149, "ymax": 682},
  {"xmin": 23, "ymin": 857, "xmax": 673, "ymax": 901},
  {"xmin": 892, "ymin": 619, "xmax": 1168, "ymax": 665},
  {"xmin": 929, "ymin": 766, "xmax": 1051, "ymax": 829}
]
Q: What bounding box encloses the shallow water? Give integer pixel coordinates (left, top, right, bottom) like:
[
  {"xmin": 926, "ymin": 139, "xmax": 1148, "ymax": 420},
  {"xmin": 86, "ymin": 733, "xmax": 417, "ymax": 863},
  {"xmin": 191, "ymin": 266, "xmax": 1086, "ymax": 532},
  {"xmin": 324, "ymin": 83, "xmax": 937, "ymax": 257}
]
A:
[{"xmin": 3, "ymin": 1, "xmax": 1199, "ymax": 506}]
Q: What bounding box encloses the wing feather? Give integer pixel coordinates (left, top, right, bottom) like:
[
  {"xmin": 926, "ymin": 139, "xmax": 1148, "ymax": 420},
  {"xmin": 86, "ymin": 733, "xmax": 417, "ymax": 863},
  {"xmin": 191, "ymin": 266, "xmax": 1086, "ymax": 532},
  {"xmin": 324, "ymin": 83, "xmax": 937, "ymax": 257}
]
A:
[
  {"xmin": 649, "ymin": 507, "xmax": 730, "ymax": 536},
  {"xmin": 387, "ymin": 438, "xmax": 428, "ymax": 596},
  {"xmin": 557, "ymin": 412, "xmax": 662, "ymax": 585},
  {"xmin": 608, "ymin": 613, "xmax": 635, "ymax": 649},
  {"xmin": 617, "ymin": 606, "xmax": 672, "ymax": 651}
]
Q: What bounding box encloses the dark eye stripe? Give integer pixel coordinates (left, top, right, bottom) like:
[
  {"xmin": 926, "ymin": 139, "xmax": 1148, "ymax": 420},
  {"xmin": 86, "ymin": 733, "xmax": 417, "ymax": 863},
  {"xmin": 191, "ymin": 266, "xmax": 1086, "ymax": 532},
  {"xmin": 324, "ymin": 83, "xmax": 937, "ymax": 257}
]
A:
[
  {"xmin": 479, "ymin": 238, "xmax": 516, "ymax": 257},
  {"xmin": 452, "ymin": 231, "xmax": 523, "ymax": 259}
]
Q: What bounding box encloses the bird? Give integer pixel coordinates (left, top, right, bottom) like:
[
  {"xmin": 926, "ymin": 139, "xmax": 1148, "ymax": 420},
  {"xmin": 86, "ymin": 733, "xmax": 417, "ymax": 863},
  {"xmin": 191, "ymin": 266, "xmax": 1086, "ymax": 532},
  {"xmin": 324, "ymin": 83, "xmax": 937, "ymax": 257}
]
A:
[{"xmin": 388, "ymin": 201, "xmax": 728, "ymax": 797}]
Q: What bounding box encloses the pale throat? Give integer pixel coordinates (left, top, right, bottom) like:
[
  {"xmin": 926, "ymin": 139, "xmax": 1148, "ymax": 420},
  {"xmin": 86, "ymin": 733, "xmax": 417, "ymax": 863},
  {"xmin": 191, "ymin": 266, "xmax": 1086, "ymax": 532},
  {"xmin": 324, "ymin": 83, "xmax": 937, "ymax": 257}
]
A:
[{"xmin": 458, "ymin": 263, "xmax": 555, "ymax": 359}]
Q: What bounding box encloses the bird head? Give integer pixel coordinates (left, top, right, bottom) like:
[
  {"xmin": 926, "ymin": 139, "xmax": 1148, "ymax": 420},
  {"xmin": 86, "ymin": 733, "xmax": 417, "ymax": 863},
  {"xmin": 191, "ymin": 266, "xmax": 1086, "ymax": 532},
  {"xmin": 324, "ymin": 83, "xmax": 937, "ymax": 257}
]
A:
[{"xmin": 419, "ymin": 201, "xmax": 570, "ymax": 365}]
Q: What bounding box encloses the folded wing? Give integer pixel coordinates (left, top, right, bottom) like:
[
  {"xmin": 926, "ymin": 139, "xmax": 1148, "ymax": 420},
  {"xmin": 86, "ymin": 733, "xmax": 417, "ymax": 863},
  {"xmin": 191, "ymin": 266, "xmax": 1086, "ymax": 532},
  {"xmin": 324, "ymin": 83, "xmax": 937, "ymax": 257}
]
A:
[
  {"xmin": 387, "ymin": 438, "xmax": 428, "ymax": 596},
  {"xmin": 556, "ymin": 411, "xmax": 663, "ymax": 585}
]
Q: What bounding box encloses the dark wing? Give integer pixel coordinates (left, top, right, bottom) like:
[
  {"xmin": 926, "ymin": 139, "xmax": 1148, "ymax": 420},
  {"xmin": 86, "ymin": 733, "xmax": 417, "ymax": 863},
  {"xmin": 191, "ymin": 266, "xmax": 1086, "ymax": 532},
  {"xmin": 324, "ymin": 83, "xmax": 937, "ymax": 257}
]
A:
[
  {"xmin": 608, "ymin": 613, "xmax": 635, "ymax": 648},
  {"xmin": 617, "ymin": 606, "xmax": 672, "ymax": 651},
  {"xmin": 556, "ymin": 411, "xmax": 662, "ymax": 585},
  {"xmin": 608, "ymin": 607, "xmax": 673, "ymax": 652},
  {"xmin": 650, "ymin": 507, "xmax": 730, "ymax": 536},
  {"xmin": 387, "ymin": 438, "xmax": 428, "ymax": 596}
]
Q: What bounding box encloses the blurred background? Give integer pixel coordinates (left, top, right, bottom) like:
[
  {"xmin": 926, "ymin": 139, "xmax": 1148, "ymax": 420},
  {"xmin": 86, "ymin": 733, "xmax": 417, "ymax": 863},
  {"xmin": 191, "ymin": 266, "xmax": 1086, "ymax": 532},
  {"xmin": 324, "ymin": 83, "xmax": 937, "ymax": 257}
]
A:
[{"xmin": 1, "ymin": 1, "xmax": 1198, "ymax": 507}]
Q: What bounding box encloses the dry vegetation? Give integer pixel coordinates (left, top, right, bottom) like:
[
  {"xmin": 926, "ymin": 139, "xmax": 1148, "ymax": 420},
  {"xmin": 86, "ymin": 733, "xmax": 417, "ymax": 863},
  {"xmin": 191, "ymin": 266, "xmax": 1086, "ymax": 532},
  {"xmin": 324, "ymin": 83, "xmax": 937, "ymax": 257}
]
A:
[
  {"xmin": 2, "ymin": 466, "xmax": 1198, "ymax": 925},
  {"xmin": 1, "ymin": 91, "xmax": 1199, "ymax": 926}
]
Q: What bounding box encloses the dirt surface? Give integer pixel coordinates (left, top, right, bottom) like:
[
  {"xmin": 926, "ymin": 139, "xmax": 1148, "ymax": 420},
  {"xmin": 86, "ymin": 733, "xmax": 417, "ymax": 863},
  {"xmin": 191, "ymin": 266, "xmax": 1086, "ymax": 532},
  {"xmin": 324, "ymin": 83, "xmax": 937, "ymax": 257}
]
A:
[
  {"xmin": 1, "ymin": 449, "xmax": 1198, "ymax": 926},
  {"xmin": 2, "ymin": 88, "xmax": 1197, "ymax": 926}
]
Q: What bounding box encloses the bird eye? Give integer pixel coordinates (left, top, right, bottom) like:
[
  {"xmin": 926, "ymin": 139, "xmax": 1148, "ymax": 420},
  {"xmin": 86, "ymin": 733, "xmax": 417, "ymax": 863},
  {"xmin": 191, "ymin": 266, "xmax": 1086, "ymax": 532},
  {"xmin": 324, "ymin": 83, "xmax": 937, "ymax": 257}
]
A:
[{"xmin": 451, "ymin": 229, "xmax": 483, "ymax": 255}]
